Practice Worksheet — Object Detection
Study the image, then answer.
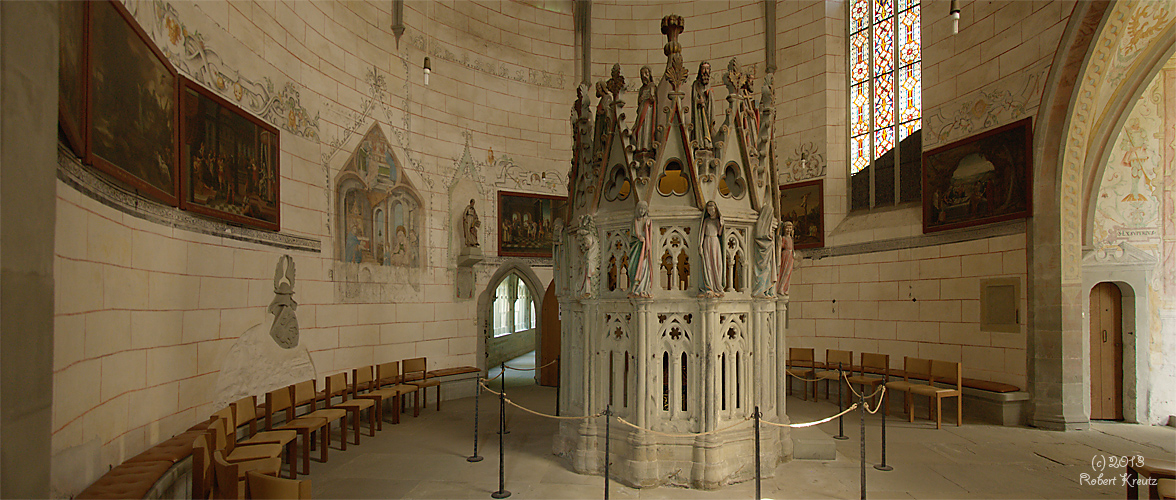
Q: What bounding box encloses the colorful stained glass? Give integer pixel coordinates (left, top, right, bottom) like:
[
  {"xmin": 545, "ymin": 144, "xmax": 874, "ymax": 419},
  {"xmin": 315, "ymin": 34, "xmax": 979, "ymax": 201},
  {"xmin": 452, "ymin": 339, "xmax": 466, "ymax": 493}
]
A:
[
  {"xmin": 873, "ymin": 18, "xmax": 893, "ymax": 74},
  {"xmin": 851, "ymin": 0, "xmax": 870, "ymax": 33},
  {"xmin": 874, "ymin": 0, "xmax": 893, "ymax": 21},
  {"xmin": 874, "ymin": 127, "xmax": 894, "ymax": 158},
  {"xmin": 851, "ymin": 84, "xmax": 870, "ymax": 136},
  {"xmin": 874, "ymin": 73, "xmax": 894, "ymax": 128},
  {"xmin": 899, "ymin": 6, "xmax": 921, "ymax": 66},
  {"xmin": 851, "ymin": 135, "xmax": 870, "ymax": 174},
  {"xmin": 851, "ymin": 31, "xmax": 870, "ymax": 84},
  {"xmin": 899, "ymin": 119, "xmax": 921, "ymax": 140},
  {"xmin": 899, "ymin": 64, "xmax": 921, "ymax": 122},
  {"xmin": 898, "ymin": 0, "xmax": 919, "ymax": 11}
]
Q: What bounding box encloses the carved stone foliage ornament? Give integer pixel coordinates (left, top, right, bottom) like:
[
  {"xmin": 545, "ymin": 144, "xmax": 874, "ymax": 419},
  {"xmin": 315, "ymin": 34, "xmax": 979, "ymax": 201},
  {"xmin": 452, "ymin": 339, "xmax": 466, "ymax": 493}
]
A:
[{"xmin": 268, "ymin": 255, "xmax": 299, "ymax": 348}]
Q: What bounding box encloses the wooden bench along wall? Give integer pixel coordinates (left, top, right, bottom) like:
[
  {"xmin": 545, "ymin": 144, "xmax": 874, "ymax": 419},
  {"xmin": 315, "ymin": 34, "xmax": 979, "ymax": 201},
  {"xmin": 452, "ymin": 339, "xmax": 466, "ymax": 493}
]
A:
[{"xmin": 76, "ymin": 365, "xmax": 480, "ymax": 499}]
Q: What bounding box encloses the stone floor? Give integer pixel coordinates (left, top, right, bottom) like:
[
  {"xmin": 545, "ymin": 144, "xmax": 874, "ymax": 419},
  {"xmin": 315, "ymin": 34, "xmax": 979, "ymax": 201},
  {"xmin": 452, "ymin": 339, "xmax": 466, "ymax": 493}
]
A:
[{"xmin": 307, "ymin": 353, "xmax": 1174, "ymax": 499}]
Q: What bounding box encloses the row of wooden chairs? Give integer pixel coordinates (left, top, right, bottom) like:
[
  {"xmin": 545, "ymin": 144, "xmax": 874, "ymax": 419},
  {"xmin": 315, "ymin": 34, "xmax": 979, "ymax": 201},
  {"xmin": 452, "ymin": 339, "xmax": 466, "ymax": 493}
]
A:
[
  {"xmin": 787, "ymin": 348, "xmax": 963, "ymax": 429},
  {"xmin": 193, "ymin": 357, "xmax": 442, "ymax": 498}
]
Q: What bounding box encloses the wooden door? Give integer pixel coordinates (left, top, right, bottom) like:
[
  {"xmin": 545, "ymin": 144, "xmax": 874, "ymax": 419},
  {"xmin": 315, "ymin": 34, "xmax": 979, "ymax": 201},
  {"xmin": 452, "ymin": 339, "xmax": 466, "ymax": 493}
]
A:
[
  {"xmin": 1089, "ymin": 282, "xmax": 1123, "ymax": 420},
  {"xmin": 539, "ymin": 281, "xmax": 561, "ymax": 387}
]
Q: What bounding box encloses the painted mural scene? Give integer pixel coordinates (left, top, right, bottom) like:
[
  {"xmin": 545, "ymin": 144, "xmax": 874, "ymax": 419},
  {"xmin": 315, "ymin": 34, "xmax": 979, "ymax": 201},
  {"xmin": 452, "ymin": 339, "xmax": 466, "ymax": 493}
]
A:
[{"xmin": 12, "ymin": 1, "xmax": 1176, "ymax": 500}]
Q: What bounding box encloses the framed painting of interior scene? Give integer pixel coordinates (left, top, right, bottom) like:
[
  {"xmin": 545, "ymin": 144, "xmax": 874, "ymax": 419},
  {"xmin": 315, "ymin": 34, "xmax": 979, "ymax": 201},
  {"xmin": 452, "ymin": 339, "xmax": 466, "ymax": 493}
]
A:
[
  {"xmin": 498, "ymin": 191, "xmax": 567, "ymax": 258},
  {"xmin": 923, "ymin": 117, "xmax": 1033, "ymax": 233},
  {"xmin": 87, "ymin": 0, "xmax": 179, "ymax": 205},
  {"xmin": 59, "ymin": 0, "xmax": 87, "ymax": 157},
  {"xmin": 779, "ymin": 179, "xmax": 825, "ymax": 249},
  {"xmin": 180, "ymin": 77, "xmax": 280, "ymax": 231}
]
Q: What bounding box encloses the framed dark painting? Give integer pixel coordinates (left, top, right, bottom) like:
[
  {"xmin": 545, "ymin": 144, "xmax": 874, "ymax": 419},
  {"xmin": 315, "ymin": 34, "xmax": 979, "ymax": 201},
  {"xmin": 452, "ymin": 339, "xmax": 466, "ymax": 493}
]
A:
[
  {"xmin": 180, "ymin": 77, "xmax": 280, "ymax": 231},
  {"xmin": 87, "ymin": 0, "xmax": 179, "ymax": 205},
  {"xmin": 59, "ymin": 0, "xmax": 88, "ymax": 157},
  {"xmin": 923, "ymin": 117, "xmax": 1033, "ymax": 233},
  {"xmin": 779, "ymin": 179, "xmax": 824, "ymax": 249},
  {"xmin": 498, "ymin": 191, "xmax": 567, "ymax": 258}
]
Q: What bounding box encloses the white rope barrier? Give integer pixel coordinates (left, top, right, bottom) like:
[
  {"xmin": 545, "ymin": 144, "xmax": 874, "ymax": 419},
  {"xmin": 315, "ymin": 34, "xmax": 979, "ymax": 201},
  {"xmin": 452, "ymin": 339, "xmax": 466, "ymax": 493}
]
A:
[
  {"xmin": 502, "ymin": 359, "xmax": 559, "ymax": 372},
  {"xmin": 477, "ymin": 379, "xmax": 600, "ymax": 421},
  {"xmin": 761, "ymin": 403, "xmax": 860, "ymax": 428},
  {"xmin": 615, "ymin": 416, "xmax": 751, "ymax": 438}
]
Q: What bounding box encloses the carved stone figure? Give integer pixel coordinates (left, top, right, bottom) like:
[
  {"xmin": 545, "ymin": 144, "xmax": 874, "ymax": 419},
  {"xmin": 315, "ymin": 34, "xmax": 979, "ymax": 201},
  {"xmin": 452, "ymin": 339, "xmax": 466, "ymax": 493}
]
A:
[
  {"xmin": 632, "ymin": 66, "xmax": 656, "ymax": 153},
  {"xmin": 577, "ymin": 215, "xmax": 600, "ymax": 298},
  {"xmin": 268, "ymin": 255, "xmax": 299, "ymax": 348},
  {"xmin": 607, "ymin": 63, "xmax": 626, "ymax": 101},
  {"xmin": 628, "ymin": 201, "xmax": 654, "ymax": 297},
  {"xmin": 462, "ymin": 199, "xmax": 481, "ymax": 248},
  {"xmin": 594, "ymin": 81, "xmax": 613, "ymax": 154},
  {"xmin": 691, "ymin": 62, "xmax": 714, "ymax": 150},
  {"xmin": 753, "ymin": 202, "xmax": 778, "ymax": 297},
  {"xmin": 778, "ymin": 221, "xmax": 796, "ymax": 296},
  {"xmin": 699, "ymin": 201, "xmax": 724, "ymax": 297}
]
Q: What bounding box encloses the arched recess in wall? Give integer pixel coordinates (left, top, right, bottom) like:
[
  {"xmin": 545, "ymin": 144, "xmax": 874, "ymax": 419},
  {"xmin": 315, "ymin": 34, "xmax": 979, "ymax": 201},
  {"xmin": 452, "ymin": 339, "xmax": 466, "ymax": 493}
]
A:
[
  {"xmin": 475, "ymin": 261, "xmax": 546, "ymax": 377},
  {"xmin": 1030, "ymin": 0, "xmax": 1174, "ymax": 429}
]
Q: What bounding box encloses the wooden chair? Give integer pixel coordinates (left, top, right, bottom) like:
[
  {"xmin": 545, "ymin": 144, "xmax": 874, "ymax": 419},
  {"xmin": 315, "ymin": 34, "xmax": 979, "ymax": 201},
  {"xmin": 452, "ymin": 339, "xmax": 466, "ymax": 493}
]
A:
[
  {"xmin": 785, "ymin": 347, "xmax": 819, "ymax": 401},
  {"xmin": 212, "ymin": 449, "xmax": 280, "ymax": 500},
  {"xmin": 265, "ymin": 385, "xmax": 327, "ymax": 476},
  {"xmin": 1127, "ymin": 459, "xmax": 1176, "ymax": 500},
  {"xmin": 883, "ymin": 357, "xmax": 932, "ymax": 420},
  {"xmin": 321, "ymin": 372, "xmax": 376, "ymax": 445},
  {"xmin": 814, "ymin": 349, "xmax": 853, "ymax": 400},
  {"xmin": 846, "ymin": 353, "xmax": 889, "ymax": 405},
  {"xmin": 909, "ymin": 360, "xmax": 962, "ymax": 428},
  {"xmin": 352, "ymin": 365, "xmax": 398, "ymax": 430},
  {"xmin": 403, "ymin": 357, "xmax": 442, "ymax": 411},
  {"xmin": 295, "ymin": 380, "xmax": 349, "ymax": 451},
  {"xmin": 377, "ymin": 361, "xmax": 420, "ymax": 420},
  {"xmin": 229, "ymin": 396, "xmax": 297, "ymax": 478},
  {"xmin": 247, "ymin": 470, "xmax": 312, "ymax": 499},
  {"xmin": 208, "ymin": 415, "xmax": 284, "ymax": 466}
]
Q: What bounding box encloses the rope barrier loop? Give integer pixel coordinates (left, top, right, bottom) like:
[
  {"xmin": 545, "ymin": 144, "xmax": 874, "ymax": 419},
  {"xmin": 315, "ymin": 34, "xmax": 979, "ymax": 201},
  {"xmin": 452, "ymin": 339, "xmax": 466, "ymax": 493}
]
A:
[{"xmin": 502, "ymin": 359, "xmax": 559, "ymax": 372}]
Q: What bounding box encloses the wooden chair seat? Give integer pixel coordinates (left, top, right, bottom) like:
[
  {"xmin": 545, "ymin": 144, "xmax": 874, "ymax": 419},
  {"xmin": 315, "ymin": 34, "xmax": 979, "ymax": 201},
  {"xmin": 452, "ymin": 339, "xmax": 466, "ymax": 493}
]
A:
[
  {"xmin": 378, "ymin": 361, "xmax": 420, "ymax": 420},
  {"xmin": 909, "ymin": 385, "xmax": 959, "ymax": 396},
  {"xmin": 324, "ymin": 372, "xmax": 377, "ymax": 445},
  {"xmin": 1157, "ymin": 478, "xmax": 1175, "ymax": 500},
  {"xmin": 212, "ymin": 449, "xmax": 280, "ymax": 499},
  {"xmin": 352, "ymin": 366, "xmax": 397, "ymax": 430},
  {"xmin": 266, "ymin": 384, "xmax": 330, "ymax": 476},
  {"xmin": 819, "ymin": 350, "xmax": 854, "ymax": 401}
]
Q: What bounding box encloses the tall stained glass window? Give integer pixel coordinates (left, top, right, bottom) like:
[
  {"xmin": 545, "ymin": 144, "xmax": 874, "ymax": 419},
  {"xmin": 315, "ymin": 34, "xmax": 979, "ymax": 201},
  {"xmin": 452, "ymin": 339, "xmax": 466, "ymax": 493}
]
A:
[{"xmin": 850, "ymin": 0, "xmax": 922, "ymax": 211}]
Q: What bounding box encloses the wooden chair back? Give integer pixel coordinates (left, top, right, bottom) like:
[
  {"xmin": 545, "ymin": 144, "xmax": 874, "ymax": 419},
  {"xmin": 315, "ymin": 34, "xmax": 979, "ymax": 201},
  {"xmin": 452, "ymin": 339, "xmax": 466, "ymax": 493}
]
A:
[
  {"xmin": 377, "ymin": 361, "xmax": 401, "ymax": 386},
  {"xmin": 292, "ymin": 380, "xmax": 319, "ymax": 409},
  {"xmin": 191, "ymin": 431, "xmax": 212, "ymax": 499},
  {"xmin": 247, "ymin": 470, "xmax": 311, "ymax": 499},
  {"xmin": 788, "ymin": 347, "xmax": 815, "ymax": 367},
  {"xmin": 326, "ymin": 372, "xmax": 350, "ymax": 400},
  {"xmin": 403, "ymin": 357, "xmax": 429, "ymax": 382},
  {"xmin": 264, "ymin": 385, "xmax": 294, "ymax": 430},
  {"xmin": 859, "ymin": 353, "xmax": 889, "ymax": 375},
  {"xmin": 230, "ymin": 396, "xmax": 261, "ymax": 435},
  {"xmin": 826, "ymin": 349, "xmax": 852, "ymax": 368},
  {"xmin": 353, "ymin": 365, "xmax": 375, "ymax": 393},
  {"xmin": 208, "ymin": 416, "xmax": 237, "ymax": 455},
  {"xmin": 930, "ymin": 360, "xmax": 961, "ymax": 389},
  {"xmin": 904, "ymin": 357, "xmax": 931, "ymax": 381}
]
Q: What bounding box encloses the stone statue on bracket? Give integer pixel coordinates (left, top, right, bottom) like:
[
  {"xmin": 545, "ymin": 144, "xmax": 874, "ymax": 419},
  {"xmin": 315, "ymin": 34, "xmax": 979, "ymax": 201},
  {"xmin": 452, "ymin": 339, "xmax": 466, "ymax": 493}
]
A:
[
  {"xmin": 632, "ymin": 66, "xmax": 656, "ymax": 155},
  {"xmin": 577, "ymin": 214, "xmax": 600, "ymax": 299},
  {"xmin": 268, "ymin": 255, "xmax": 299, "ymax": 348},
  {"xmin": 691, "ymin": 62, "xmax": 714, "ymax": 151},
  {"xmin": 752, "ymin": 201, "xmax": 778, "ymax": 298},
  {"xmin": 778, "ymin": 221, "xmax": 796, "ymax": 296},
  {"xmin": 699, "ymin": 201, "xmax": 724, "ymax": 297},
  {"xmin": 628, "ymin": 201, "xmax": 653, "ymax": 298},
  {"xmin": 462, "ymin": 199, "xmax": 481, "ymax": 248}
]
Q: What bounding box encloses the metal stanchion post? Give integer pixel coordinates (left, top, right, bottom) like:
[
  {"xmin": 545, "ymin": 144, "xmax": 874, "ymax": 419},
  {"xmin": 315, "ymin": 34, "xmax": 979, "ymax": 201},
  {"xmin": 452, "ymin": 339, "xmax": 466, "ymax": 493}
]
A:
[
  {"xmin": 875, "ymin": 373, "xmax": 892, "ymax": 472},
  {"xmin": 834, "ymin": 362, "xmax": 848, "ymax": 440},
  {"xmin": 859, "ymin": 390, "xmax": 867, "ymax": 500},
  {"xmin": 555, "ymin": 357, "xmax": 561, "ymax": 417},
  {"xmin": 468, "ymin": 378, "xmax": 484, "ymax": 462},
  {"xmin": 500, "ymin": 362, "xmax": 510, "ymax": 435},
  {"xmin": 603, "ymin": 406, "xmax": 611, "ymax": 500},
  {"xmin": 491, "ymin": 376, "xmax": 510, "ymax": 499},
  {"xmin": 754, "ymin": 405, "xmax": 761, "ymax": 500}
]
